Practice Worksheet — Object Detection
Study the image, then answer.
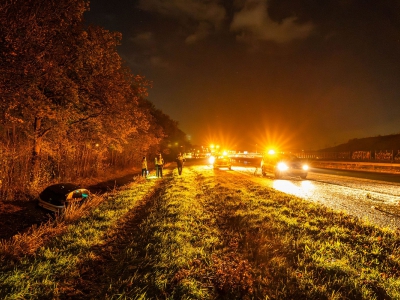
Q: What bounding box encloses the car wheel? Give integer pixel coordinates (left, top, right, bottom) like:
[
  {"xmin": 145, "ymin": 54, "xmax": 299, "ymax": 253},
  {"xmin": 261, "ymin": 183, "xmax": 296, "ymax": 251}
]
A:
[
  {"xmin": 300, "ymin": 174, "xmax": 307, "ymax": 179},
  {"xmin": 261, "ymin": 167, "xmax": 266, "ymax": 176}
]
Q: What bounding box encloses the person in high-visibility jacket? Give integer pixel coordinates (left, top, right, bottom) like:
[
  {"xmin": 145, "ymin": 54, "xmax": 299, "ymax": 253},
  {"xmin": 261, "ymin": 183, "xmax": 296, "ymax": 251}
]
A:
[{"xmin": 155, "ymin": 154, "xmax": 164, "ymax": 178}]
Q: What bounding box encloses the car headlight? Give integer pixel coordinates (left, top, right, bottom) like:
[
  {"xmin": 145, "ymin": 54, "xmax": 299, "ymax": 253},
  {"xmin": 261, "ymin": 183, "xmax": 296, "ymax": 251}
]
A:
[
  {"xmin": 302, "ymin": 164, "xmax": 309, "ymax": 171},
  {"xmin": 209, "ymin": 156, "xmax": 215, "ymax": 164},
  {"xmin": 277, "ymin": 162, "xmax": 288, "ymax": 171}
]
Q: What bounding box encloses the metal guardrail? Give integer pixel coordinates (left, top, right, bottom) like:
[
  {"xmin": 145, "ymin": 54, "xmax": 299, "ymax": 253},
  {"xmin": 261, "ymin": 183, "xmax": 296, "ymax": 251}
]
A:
[
  {"xmin": 312, "ymin": 161, "xmax": 400, "ymax": 167},
  {"xmin": 292, "ymin": 150, "xmax": 400, "ymax": 162},
  {"xmin": 228, "ymin": 151, "xmax": 400, "ymax": 174},
  {"xmin": 230, "ymin": 155, "xmax": 400, "ymax": 174},
  {"xmin": 311, "ymin": 160, "xmax": 400, "ymax": 174},
  {"xmin": 232, "ymin": 150, "xmax": 400, "ymax": 162}
]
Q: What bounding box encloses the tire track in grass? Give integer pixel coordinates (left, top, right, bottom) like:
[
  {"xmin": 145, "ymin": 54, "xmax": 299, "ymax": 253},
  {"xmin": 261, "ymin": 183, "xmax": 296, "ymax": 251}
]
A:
[
  {"xmin": 57, "ymin": 179, "xmax": 168, "ymax": 298},
  {"xmin": 64, "ymin": 167, "xmax": 224, "ymax": 299},
  {"xmin": 199, "ymin": 169, "xmax": 274, "ymax": 299},
  {"xmin": 0, "ymin": 176, "xmax": 160, "ymax": 299},
  {"xmin": 65, "ymin": 167, "xmax": 400, "ymax": 299}
]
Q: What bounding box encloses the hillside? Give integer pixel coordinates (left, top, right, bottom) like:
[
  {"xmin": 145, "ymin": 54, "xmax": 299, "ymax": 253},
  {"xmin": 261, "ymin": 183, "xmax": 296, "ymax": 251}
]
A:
[{"xmin": 321, "ymin": 133, "xmax": 400, "ymax": 151}]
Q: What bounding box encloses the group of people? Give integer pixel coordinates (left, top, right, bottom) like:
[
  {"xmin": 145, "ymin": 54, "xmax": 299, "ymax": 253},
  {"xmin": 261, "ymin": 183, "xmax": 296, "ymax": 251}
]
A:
[
  {"xmin": 140, "ymin": 152, "xmax": 185, "ymax": 178},
  {"xmin": 140, "ymin": 154, "xmax": 164, "ymax": 178}
]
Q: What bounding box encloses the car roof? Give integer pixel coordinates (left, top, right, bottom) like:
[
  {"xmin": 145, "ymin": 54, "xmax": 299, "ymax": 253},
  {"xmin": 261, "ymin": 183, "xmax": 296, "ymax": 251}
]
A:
[{"xmin": 40, "ymin": 183, "xmax": 80, "ymax": 196}]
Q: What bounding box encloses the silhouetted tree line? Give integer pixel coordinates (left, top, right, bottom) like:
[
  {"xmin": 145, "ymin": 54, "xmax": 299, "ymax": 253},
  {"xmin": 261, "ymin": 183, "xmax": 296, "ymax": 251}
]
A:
[{"xmin": 0, "ymin": 0, "xmax": 188, "ymax": 199}]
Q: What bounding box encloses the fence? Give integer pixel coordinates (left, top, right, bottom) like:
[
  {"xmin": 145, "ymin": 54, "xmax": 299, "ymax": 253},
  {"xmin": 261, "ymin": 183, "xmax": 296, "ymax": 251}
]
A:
[{"xmin": 292, "ymin": 150, "xmax": 400, "ymax": 162}]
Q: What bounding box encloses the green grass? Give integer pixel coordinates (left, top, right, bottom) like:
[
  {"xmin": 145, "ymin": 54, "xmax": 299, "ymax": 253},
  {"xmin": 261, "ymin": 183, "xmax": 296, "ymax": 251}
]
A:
[
  {"xmin": 0, "ymin": 175, "xmax": 159, "ymax": 299},
  {"xmin": 0, "ymin": 166, "xmax": 400, "ymax": 299},
  {"xmin": 200, "ymin": 171, "xmax": 400, "ymax": 299},
  {"xmin": 102, "ymin": 170, "xmax": 222, "ymax": 299}
]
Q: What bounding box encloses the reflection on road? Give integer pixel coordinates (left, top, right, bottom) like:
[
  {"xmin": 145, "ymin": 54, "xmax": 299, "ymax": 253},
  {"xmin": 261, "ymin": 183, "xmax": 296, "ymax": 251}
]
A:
[
  {"xmin": 231, "ymin": 165, "xmax": 317, "ymax": 199},
  {"xmin": 230, "ymin": 164, "xmax": 400, "ymax": 229},
  {"xmin": 184, "ymin": 159, "xmax": 400, "ymax": 231},
  {"xmin": 273, "ymin": 179, "xmax": 315, "ymax": 198}
]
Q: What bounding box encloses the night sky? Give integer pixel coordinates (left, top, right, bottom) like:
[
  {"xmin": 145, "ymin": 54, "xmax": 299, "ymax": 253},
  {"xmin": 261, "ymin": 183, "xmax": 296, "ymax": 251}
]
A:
[{"xmin": 85, "ymin": 0, "xmax": 400, "ymax": 151}]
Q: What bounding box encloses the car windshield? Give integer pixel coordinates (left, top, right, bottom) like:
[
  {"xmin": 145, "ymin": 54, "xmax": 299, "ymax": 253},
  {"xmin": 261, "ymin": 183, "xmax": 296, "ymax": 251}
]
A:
[
  {"xmin": 263, "ymin": 153, "xmax": 300, "ymax": 161},
  {"xmin": 279, "ymin": 154, "xmax": 300, "ymax": 161}
]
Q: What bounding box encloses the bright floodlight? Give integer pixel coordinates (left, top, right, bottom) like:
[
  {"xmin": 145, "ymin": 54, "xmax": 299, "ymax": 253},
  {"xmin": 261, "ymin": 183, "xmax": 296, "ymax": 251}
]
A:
[
  {"xmin": 277, "ymin": 162, "xmax": 288, "ymax": 171},
  {"xmin": 209, "ymin": 156, "xmax": 215, "ymax": 164},
  {"xmin": 268, "ymin": 149, "xmax": 275, "ymax": 155}
]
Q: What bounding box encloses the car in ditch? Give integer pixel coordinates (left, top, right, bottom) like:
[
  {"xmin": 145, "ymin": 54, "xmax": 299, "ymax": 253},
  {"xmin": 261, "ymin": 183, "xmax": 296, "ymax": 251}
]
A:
[
  {"xmin": 261, "ymin": 151, "xmax": 308, "ymax": 179},
  {"xmin": 209, "ymin": 154, "xmax": 232, "ymax": 170},
  {"xmin": 38, "ymin": 183, "xmax": 91, "ymax": 213}
]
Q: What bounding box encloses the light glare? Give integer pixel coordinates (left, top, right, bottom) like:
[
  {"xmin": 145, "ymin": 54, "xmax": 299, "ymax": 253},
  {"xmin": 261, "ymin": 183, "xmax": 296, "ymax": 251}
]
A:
[
  {"xmin": 277, "ymin": 162, "xmax": 288, "ymax": 171},
  {"xmin": 209, "ymin": 156, "xmax": 215, "ymax": 164}
]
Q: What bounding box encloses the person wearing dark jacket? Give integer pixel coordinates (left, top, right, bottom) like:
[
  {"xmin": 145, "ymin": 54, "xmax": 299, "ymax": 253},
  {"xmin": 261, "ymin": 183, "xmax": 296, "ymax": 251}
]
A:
[
  {"xmin": 141, "ymin": 156, "xmax": 148, "ymax": 177},
  {"xmin": 155, "ymin": 154, "xmax": 164, "ymax": 178},
  {"xmin": 176, "ymin": 152, "xmax": 185, "ymax": 175}
]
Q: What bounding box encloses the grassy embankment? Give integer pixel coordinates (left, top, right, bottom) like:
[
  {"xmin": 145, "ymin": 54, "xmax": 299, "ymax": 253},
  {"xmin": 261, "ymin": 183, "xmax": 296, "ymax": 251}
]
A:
[{"xmin": 0, "ymin": 165, "xmax": 400, "ymax": 299}]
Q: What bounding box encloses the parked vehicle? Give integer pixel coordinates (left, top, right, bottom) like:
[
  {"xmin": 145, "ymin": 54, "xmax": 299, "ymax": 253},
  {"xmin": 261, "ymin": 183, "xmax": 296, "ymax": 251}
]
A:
[
  {"xmin": 209, "ymin": 155, "xmax": 232, "ymax": 170},
  {"xmin": 38, "ymin": 183, "xmax": 90, "ymax": 213},
  {"xmin": 261, "ymin": 152, "xmax": 308, "ymax": 179}
]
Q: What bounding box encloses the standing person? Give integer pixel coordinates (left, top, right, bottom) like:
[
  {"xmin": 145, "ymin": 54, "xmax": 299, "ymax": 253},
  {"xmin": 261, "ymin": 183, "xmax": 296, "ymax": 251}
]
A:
[
  {"xmin": 176, "ymin": 152, "xmax": 185, "ymax": 175},
  {"xmin": 141, "ymin": 156, "xmax": 148, "ymax": 177},
  {"xmin": 155, "ymin": 154, "xmax": 164, "ymax": 178}
]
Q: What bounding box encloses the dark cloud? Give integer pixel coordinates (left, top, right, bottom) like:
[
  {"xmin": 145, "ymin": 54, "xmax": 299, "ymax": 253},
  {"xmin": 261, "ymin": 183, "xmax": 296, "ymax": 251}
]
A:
[
  {"xmin": 230, "ymin": 0, "xmax": 314, "ymax": 43},
  {"xmin": 138, "ymin": 0, "xmax": 226, "ymax": 43}
]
